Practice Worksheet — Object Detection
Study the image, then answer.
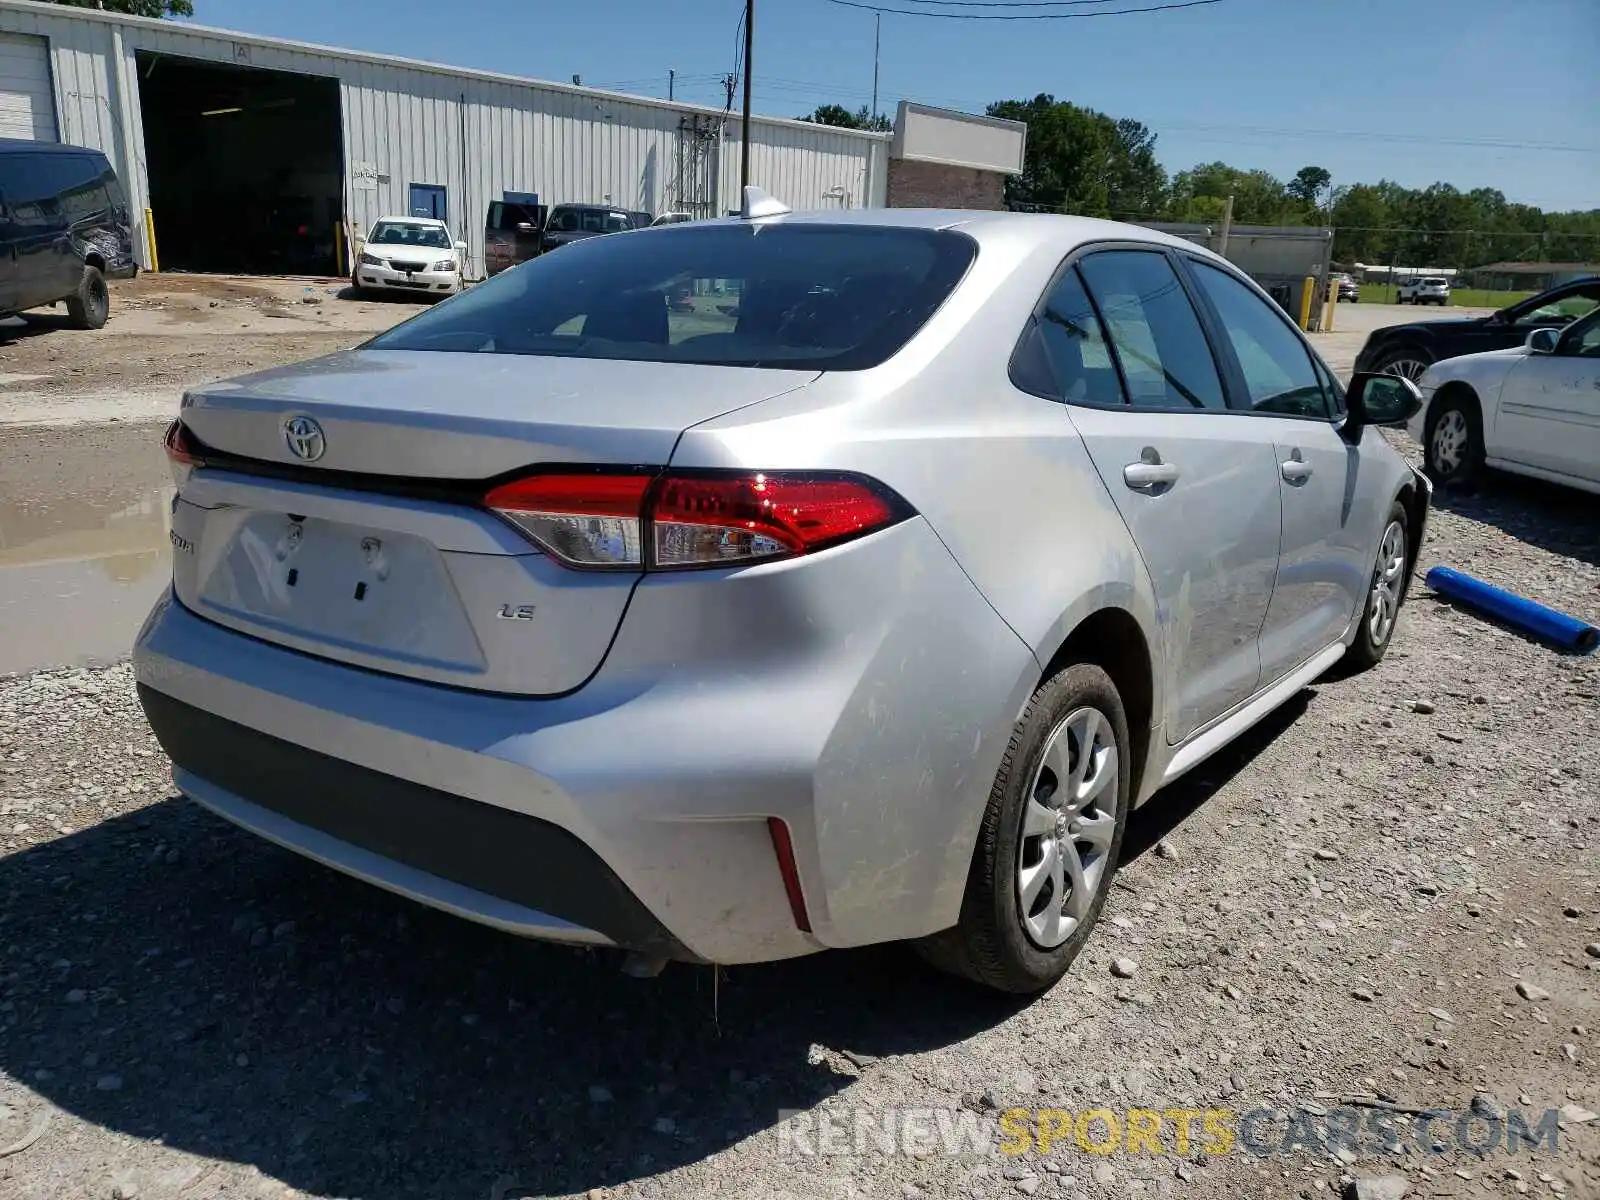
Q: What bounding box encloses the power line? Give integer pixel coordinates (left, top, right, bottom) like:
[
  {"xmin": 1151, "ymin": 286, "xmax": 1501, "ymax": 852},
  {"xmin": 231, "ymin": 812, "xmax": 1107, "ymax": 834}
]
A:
[{"xmin": 823, "ymin": 0, "xmax": 1220, "ymax": 16}]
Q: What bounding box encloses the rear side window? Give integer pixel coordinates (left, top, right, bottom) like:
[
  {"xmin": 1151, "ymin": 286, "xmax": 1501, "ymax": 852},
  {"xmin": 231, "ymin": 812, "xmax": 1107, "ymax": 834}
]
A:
[
  {"xmin": 1031, "ymin": 266, "xmax": 1125, "ymax": 406},
  {"xmin": 0, "ymin": 152, "xmax": 63, "ymax": 227},
  {"xmin": 369, "ymin": 223, "xmax": 978, "ymax": 371},
  {"xmin": 1189, "ymin": 261, "xmax": 1332, "ymax": 419},
  {"xmin": 1077, "ymin": 250, "xmax": 1227, "ymax": 411}
]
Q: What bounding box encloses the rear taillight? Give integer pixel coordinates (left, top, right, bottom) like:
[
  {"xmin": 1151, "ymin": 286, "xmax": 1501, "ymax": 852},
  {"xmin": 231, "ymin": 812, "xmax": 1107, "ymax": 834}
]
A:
[
  {"xmin": 483, "ymin": 472, "xmax": 651, "ymax": 569},
  {"xmin": 164, "ymin": 419, "xmax": 202, "ymax": 485},
  {"xmin": 484, "ymin": 470, "xmax": 910, "ymax": 571}
]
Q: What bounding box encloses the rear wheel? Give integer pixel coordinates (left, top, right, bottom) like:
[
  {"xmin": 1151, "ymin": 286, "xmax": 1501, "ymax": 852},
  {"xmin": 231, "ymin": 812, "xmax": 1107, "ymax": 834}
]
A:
[
  {"xmin": 1424, "ymin": 391, "xmax": 1485, "ymax": 488},
  {"xmin": 1345, "ymin": 501, "xmax": 1410, "ymax": 672},
  {"xmin": 916, "ymin": 663, "xmax": 1129, "ymax": 994},
  {"xmin": 66, "ymin": 264, "xmax": 109, "ymax": 330}
]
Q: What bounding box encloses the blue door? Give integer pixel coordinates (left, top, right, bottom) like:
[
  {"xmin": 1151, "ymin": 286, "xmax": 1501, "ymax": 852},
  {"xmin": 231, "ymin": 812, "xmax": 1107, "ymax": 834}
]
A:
[{"xmin": 408, "ymin": 183, "xmax": 447, "ymax": 221}]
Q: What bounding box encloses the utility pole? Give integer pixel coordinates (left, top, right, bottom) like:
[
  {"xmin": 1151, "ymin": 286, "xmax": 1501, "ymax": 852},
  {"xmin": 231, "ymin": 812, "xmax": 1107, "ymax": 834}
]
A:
[
  {"xmin": 740, "ymin": 0, "xmax": 754, "ymax": 194},
  {"xmin": 1217, "ymin": 193, "xmax": 1234, "ymax": 258},
  {"xmin": 871, "ymin": 12, "xmax": 880, "ymax": 127},
  {"xmin": 669, "ymin": 69, "xmax": 675, "ymax": 101}
]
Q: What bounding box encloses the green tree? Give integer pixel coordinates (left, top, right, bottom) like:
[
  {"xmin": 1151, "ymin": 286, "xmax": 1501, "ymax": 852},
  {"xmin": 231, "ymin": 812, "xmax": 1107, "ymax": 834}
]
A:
[
  {"xmin": 1329, "ymin": 183, "xmax": 1392, "ymax": 263},
  {"xmin": 1166, "ymin": 161, "xmax": 1292, "ymax": 224},
  {"xmin": 1286, "ymin": 165, "xmax": 1331, "ymax": 209},
  {"xmin": 44, "ymin": 0, "xmax": 193, "ymax": 14},
  {"xmin": 985, "ymin": 94, "xmax": 1166, "ymax": 219},
  {"xmin": 797, "ymin": 103, "xmax": 889, "ymax": 132}
]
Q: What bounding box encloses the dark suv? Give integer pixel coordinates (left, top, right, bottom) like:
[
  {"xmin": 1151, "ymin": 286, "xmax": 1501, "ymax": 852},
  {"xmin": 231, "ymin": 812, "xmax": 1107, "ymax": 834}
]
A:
[
  {"xmin": 0, "ymin": 139, "xmax": 136, "ymax": 329},
  {"xmin": 540, "ymin": 204, "xmax": 641, "ymax": 253}
]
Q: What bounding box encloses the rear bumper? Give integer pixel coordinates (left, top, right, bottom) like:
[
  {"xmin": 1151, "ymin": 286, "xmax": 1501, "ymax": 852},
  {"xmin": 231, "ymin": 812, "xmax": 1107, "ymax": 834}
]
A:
[
  {"xmin": 133, "ymin": 517, "xmax": 1037, "ymax": 964},
  {"xmin": 140, "ymin": 685, "xmax": 694, "ymax": 959}
]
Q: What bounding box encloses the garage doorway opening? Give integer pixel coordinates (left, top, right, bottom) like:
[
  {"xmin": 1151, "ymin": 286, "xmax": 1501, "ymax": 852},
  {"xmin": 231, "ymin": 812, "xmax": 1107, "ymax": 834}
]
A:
[{"xmin": 136, "ymin": 52, "xmax": 342, "ymax": 275}]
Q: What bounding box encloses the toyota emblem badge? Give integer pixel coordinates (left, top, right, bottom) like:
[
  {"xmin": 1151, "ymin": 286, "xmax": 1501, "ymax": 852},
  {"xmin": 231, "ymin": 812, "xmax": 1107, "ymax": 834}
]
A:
[{"xmin": 283, "ymin": 415, "xmax": 326, "ymax": 462}]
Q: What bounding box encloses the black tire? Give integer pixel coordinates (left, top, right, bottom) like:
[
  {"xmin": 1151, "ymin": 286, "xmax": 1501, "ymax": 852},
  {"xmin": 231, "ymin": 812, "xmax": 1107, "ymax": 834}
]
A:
[
  {"xmin": 1345, "ymin": 500, "xmax": 1410, "ymax": 672},
  {"xmin": 1423, "ymin": 389, "xmax": 1485, "ymax": 488},
  {"xmin": 65, "ymin": 264, "xmax": 109, "ymax": 330},
  {"xmin": 915, "ymin": 662, "xmax": 1130, "ymax": 994}
]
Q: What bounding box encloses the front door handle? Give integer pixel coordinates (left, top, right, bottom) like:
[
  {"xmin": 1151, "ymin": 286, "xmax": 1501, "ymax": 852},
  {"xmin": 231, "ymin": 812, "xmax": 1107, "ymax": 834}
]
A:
[
  {"xmin": 1123, "ymin": 460, "xmax": 1180, "ymax": 489},
  {"xmin": 1280, "ymin": 453, "xmax": 1314, "ymax": 483}
]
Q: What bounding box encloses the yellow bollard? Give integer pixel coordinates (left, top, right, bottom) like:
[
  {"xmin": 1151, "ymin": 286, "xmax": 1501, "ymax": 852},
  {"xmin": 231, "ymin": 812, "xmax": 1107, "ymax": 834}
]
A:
[
  {"xmin": 334, "ymin": 219, "xmax": 345, "ymax": 277},
  {"xmin": 1323, "ymin": 280, "xmax": 1336, "ymax": 332},
  {"xmin": 1299, "ymin": 275, "xmax": 1315, "ymax": 331},
  {"xmin": 143, "ymin": 207, "xmax": 159, "ymax": 273}
]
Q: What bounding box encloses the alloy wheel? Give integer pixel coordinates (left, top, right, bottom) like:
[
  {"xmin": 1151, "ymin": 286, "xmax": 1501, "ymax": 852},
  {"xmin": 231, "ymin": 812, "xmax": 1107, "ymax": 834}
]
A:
[
  {"xmin": 1382, "ymin": 357, "xmax": 1429, "ymax": 382},
  {"xmin": 1015, "ymin": 705, "xmax": 1119, "ymax": 949},
  {"xmin": 1430, "ymin": 408, "xmax": 1469, "ymax": 475},
  {"xmin": 1368, "ymin": 519, "xmax": 1407, "ymax": 646}
]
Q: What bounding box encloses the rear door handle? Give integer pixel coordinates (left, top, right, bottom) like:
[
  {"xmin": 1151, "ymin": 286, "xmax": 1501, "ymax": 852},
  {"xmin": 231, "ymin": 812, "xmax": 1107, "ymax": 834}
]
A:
[
  {"xmin": 1123, "ymin": 461, "xmax": 1180, "ymax": 489},
  {"xmin": 1280, "ymin": 453, "xmax": 1314, "ymax": 483}
]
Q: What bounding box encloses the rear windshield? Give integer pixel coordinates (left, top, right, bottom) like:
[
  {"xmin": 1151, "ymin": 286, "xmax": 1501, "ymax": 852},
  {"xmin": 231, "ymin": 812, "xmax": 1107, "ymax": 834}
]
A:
[
  {"xmin": 368, "ymin": 223, "xmax": 978, "ymax": 370},
  {"xmin": 1420, "ymin": 277, "xmax": 1447, "ymax": 286}
]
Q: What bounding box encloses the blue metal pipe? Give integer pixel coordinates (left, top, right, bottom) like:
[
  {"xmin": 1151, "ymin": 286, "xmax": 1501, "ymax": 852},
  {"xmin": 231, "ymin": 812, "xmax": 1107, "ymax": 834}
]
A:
[{"xmin": 1425, "ymin": 566, "xmax": 1599, "ymax": 655}]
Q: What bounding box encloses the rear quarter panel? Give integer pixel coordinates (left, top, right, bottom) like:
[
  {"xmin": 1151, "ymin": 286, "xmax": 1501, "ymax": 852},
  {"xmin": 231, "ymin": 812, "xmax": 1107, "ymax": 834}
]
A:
[{"xmin": 671, "ymin": 223, "xmax": 1165, "ymax": 742}]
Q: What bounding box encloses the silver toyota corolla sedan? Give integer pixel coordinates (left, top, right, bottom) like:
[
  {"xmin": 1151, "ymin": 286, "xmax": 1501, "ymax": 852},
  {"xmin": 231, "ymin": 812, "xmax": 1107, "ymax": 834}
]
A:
[{"xmin": 134, "ymin": 194, "xmax": 1430, "ymax": 995}]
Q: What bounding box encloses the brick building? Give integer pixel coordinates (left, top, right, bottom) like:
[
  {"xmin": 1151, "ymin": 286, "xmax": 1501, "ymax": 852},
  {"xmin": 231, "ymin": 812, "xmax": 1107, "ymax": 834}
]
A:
[{"xmin": 887, "ymin": 102, "xmax": 1025, "ymax": 211}]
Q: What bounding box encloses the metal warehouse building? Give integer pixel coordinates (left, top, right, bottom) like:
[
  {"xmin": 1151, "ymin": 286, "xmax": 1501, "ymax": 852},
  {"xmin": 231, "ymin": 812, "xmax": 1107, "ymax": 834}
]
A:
[{"xmin": 0, "ymin": 0, "xmax": 891, "ymax": 278}]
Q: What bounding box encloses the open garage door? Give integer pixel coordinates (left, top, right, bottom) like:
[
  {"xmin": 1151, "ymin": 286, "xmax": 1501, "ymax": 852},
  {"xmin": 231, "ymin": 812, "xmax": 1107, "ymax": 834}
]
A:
[
  {"xmin": 136, "ymin": 52, "xmax": 342, "ymax": 276},
  {"xmin": 0, "ymin": 32, "xmax": 58, "ymax": 141}
]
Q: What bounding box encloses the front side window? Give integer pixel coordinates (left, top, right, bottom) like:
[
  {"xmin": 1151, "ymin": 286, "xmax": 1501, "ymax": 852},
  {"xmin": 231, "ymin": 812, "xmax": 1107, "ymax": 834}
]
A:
[
  {"xmin": 1560, "ymin": 309, "xmax": 1600, "ymax": 358},
  {"xmin": 1515, "ymin": 285, "xmax": 1600, "ymax": 327},
  {"xmin": 1190, "ymin": 261, "xmax": 1333, "ymax": 419},
  {"xmin": 369, "ymin": 223, "xmax": 977, "ymax": 371},
  {"xmin": 1076, "ymin": 250, "xmax": 1226, "ymax": 411}
]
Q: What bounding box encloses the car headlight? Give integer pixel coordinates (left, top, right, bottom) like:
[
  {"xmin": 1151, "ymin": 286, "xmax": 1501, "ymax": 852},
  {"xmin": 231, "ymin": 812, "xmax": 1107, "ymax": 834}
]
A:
[
  {"xmin": 358, "ymin": 251, "xmax": 382, "ymax": 266},
  {"xmin": 431, "ymin": 258, "xmax": 457, "ymax": 272}
]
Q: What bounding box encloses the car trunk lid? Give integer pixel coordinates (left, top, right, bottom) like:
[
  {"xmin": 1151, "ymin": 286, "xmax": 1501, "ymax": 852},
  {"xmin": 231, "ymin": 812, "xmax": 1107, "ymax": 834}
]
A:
[{"xmin": 170, "ymin": 351, "xmax": 817, "ymax": 694}]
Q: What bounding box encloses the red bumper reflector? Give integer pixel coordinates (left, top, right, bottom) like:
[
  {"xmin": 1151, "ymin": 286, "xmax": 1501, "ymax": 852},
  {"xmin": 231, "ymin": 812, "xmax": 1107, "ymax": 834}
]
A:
[{"xmin": 766, "ymin": 816, "xmax": 812, "ymax": 933}]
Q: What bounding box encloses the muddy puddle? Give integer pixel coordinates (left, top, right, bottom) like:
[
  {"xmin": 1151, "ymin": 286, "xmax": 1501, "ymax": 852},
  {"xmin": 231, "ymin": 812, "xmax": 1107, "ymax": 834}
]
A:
[{"xmin": 0, "ymin": 420, "xmax": 174, "ymax": 675}]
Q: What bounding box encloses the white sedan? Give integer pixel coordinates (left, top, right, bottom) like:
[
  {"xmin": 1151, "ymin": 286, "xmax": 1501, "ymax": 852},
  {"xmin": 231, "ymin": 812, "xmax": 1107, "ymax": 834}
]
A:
[
  {"xmin": 353, "ymin": 216, "xmax": 467, "ymax": 298},
  {"xmin": 1411, "ymin": 308, "xmax": 1600, "ymax": 494}
]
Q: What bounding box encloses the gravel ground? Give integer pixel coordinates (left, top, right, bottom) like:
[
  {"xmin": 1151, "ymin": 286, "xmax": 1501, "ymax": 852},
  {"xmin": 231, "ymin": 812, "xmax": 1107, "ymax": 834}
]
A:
[{"xmin": 0, "ymin": 292, "xmax": 1594, "ymax": 1200}]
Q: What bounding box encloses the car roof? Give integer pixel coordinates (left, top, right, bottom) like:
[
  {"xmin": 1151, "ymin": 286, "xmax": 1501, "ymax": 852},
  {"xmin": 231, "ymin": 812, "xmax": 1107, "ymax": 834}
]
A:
[
  {"xmin": 681, "ymin": 207, "xmax": 1223, "ymax": 262},
  {"xmin": 372, "ymin": 214, "xmax": 448, "ymax": 227},
  {"xmin": 0, "ymin": 137, "xmax": 107, "ymax": 158}
]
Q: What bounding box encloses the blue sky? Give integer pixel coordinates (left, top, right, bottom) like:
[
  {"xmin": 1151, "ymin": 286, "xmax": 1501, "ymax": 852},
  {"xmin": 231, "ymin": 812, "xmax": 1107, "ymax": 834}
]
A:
[{"xmin": 192, "ymin": 0, "xmax": 1598, "ymax": 211}]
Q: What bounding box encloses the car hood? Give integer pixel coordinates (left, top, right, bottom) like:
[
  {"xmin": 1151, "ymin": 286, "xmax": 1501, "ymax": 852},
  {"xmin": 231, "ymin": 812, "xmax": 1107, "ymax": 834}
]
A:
[
  {"xmin": 1435, "ymin": 346, "xmax": 1527, "ymax": 370},
  {"xmin": 543, "ymin": 230, "xmax": 604, "ymax": 247},
  {"xmin": 1372, "ymin": 316, "xmax": 1492, "ymax": 339}
]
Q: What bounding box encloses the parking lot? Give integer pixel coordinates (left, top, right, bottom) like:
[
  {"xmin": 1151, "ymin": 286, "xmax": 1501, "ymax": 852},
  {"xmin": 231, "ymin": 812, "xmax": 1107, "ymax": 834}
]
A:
[{"xmin": 0, "ymin": 282, "xmax": 1596, "ymax": 1200}]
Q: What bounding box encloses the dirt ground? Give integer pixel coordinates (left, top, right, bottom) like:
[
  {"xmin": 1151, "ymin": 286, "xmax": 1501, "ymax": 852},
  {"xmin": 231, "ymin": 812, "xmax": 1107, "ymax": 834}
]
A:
[
  {"xmin": 0, "ymin": 274, "xmax": 427, "ymax": 427},
  {"xmin": 0, "ymin": 282, "xmax": 1593, "ymax": 1200}
]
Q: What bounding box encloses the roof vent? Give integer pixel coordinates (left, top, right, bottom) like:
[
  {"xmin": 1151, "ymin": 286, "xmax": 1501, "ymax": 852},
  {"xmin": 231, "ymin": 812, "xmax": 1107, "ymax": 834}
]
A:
[{"xmin": 740, "ymin": 186, "xmax": 792, "ymax": 219}]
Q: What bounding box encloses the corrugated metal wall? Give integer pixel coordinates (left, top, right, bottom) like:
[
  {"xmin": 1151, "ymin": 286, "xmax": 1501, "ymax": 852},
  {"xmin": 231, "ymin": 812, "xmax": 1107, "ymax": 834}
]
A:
[{"xmin": 0, "ymin": 0, "xmax": 890, "ymax": 276}]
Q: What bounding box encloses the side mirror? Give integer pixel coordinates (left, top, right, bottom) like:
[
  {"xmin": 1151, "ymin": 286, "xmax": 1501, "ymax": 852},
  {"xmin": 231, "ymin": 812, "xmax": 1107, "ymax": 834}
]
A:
[
  {"xmin": 453, "ymin": 240, "xmax": 468, "ymax": 255},
  {"xmin": 1526, "ymin": 326, "xmax": 1560, "ymax": 355},
  {"xmin": 1344, "ymin": 371, "xmax": 1424, "ymax": 440}
]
